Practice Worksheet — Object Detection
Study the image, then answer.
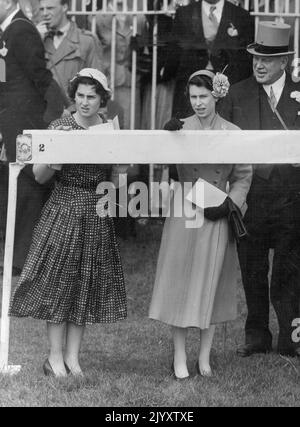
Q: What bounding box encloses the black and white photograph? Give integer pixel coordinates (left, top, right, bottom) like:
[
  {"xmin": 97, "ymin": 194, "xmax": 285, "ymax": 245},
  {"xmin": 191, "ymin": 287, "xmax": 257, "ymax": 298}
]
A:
[{"xmin": 0, "ymin": 0, "xmax": 300, "ymax": 409}]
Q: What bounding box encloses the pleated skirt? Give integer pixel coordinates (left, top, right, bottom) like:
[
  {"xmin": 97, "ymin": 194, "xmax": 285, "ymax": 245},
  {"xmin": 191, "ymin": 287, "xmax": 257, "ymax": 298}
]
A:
[{"xmin": 9, "ymin": 184, "xmax": 127, "ymax": 325}]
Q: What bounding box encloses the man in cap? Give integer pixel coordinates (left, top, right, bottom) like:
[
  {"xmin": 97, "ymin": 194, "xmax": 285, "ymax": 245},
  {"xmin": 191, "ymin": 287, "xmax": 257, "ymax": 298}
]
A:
[
  {"xmin": 37, "ymin": 0, "xmax": 124, "ymax": 126},
  {"xmin": 36, "ymin": 0, "xmax": 103, "ymax": 114},
  {"xmin": 219, "ymin": 21, "xmax": 300, "ymax": 358}
]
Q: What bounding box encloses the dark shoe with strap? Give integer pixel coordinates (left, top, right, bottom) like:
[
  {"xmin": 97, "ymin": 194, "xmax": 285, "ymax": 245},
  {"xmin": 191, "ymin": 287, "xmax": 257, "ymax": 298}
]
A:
[
  {"xmin": 237, "ymin": 343, "xmax": 272, "ymax": 357},
  {"xmin": 43, "ymin": 359, "xmax": 55, "ymax": 377},
  {"xmin": 278, "ymin": 347, "xmax": 300, "ymax": 358}
]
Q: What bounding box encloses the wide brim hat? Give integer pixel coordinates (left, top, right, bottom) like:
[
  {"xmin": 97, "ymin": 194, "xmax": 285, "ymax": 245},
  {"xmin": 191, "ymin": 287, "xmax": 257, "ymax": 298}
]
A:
[
  {"xmin": 70, "ymin": 68, "xmax": 111, "ymax": 94},
  {"xmin": 247, "ymin": 21, "xmax": 295, "ymax": 56}
]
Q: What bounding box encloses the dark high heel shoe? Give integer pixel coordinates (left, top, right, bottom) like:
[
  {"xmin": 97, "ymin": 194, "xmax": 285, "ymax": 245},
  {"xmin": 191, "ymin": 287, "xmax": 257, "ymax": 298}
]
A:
[
  {"xmin": 64, "ymin": 361, "xmax": 84, "ymax": 377},
  {"xmin": 170, "ymin": 362, "xmax": 190, "ymax": 381},
  {"xmin": 43, "ymin": 359, "xmax": 55, "ymax": 377},
  {"xmin": 64, "ymin": 362, "xmax": 71, "ymax": 375},
  {"xmin": 195, "ymin": 361, "xmax": 212, "ymax": 377}
]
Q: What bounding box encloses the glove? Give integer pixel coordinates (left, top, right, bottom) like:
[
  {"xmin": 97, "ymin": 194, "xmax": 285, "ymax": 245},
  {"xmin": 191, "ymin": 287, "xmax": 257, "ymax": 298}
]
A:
[
  {"xmin": 204, "ymin": 197, "xmax": 230, "ymax": 221},
  {"xmin": 163, "ymin": 117, "xmax": 184, "ymax": 131}
]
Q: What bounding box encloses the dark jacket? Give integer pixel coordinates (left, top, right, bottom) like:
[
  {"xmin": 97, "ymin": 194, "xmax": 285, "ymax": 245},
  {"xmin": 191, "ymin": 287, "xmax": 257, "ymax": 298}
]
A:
[
  {"xmin": 162, "ymin": 0, "xmax": 254, "ymax": 116},
  {"xmin": 0, "ymin": 10, "xmax": 63, "ymax": 161},
  {"xmin": 218, "ymin": 73, "xmax": 300, "ymax": 232},
  {"xmin": 0, "ymin": 10, "xmax": 64, "ymax": 271},
  {"xmin": 218, "ymin": 74, "xmax": 300, "ymax": 131}
]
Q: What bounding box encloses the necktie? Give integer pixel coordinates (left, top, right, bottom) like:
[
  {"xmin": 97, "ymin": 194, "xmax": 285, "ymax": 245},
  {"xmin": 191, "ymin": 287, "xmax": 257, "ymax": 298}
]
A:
[
  {"xmin": 209, "ymin": 6, "xmax": 218, "ymax": 29},
  {"xmin": 269, "ymin": 86, "xmax": 277, "ymax": 112},
  {"xmin": 46, "ymin": 29, "xmax": 64, "ymax": 39}
]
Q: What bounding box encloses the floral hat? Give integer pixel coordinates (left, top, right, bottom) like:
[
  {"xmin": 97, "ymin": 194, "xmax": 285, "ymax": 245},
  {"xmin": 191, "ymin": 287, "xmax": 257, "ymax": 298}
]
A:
[{"xmin": 188, "ymin": 69, "xmax": 230, "ymax": 99}]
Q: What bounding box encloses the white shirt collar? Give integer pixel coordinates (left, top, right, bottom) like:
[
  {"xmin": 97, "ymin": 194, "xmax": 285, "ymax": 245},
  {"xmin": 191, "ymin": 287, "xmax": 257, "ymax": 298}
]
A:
[
  {"xmin": 0, "ymin": 5, "xmax": 20, "ymax": 32},
  {"xmin": 56, "ymin": 21, "xmax": 70, "ymax": 36},
  {"xmin": 263, "ymin": 72, "xmax": 286, "ymax": 103},
  {"xmin": 202, "ymin": 0, "xmax": 225, "ymax": 23},
  {"xmin": 52, "ymin": 21, "xmax": 70, "ymax": 49}
]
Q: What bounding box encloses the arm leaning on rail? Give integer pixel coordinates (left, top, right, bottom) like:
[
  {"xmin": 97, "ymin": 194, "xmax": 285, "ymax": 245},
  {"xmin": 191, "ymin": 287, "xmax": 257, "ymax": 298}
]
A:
[{"xmin": 33, "ymin": 164, "xmax": 57, "ymax": 185}]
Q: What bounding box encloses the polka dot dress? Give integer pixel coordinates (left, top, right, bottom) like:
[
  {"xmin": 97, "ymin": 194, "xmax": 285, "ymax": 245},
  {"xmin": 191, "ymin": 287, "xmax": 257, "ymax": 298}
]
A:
[{"xmin": 9, "ymin": 116, "xmax": 127, "ymax": 325}]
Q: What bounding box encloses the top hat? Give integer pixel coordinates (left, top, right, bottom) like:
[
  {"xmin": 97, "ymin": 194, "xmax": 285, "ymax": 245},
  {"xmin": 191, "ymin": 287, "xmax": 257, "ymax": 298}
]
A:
[{"xmin": 247, "ymin": 21, "xmax": 295, "ymax": 56}]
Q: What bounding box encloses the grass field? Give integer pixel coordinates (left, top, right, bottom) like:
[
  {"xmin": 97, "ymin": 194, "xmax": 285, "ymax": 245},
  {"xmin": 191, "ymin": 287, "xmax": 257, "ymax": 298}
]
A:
[{"xmin": 0, "ymin": 220, "xmax": 299, "ymax": 407}]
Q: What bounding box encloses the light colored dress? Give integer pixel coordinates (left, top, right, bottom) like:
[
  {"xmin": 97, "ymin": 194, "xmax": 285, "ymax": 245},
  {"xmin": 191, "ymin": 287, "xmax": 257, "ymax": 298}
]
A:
[{"xmin": 149, "ymin": 114, "xmax": 252, "ymax": 329}]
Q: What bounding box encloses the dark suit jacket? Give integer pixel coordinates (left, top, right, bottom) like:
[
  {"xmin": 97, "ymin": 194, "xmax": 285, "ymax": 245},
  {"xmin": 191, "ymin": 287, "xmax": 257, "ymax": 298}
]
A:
[
  {"xmin": 218, "ymin": 74, "xmax": 300, "ymax": 231},
  {"xmin": 218, "ymin": 74, "xmax": 300, "ymax": 131},
  {"xmin": 163, "ymin": 0, "xmax": 254, "ymax": 116},
  {"xmin": 0, "ymin": 10, "xmax": 63, "ymax": 161},
  {"xmin": 0, "ymin": 10, "xmax": 64, "ymax": 270}
]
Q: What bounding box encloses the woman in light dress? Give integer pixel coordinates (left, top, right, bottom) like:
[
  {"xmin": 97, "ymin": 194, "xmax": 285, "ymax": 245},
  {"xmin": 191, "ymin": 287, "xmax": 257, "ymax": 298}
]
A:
[{"xmin": 149, "ymin": 70, "xmax": 252, "ymax": 379}]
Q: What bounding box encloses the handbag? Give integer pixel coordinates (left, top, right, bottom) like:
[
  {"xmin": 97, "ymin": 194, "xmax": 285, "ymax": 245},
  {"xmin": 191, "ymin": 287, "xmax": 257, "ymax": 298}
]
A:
[{"xmin": 227, "ymin": 198, "xmax": 248, "ymax": 244}]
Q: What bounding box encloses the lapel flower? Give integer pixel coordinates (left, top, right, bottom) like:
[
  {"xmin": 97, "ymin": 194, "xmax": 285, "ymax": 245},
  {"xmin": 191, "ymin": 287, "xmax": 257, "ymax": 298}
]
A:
[
  {"xmin": 212, "ymin": 73, "xmax": 230, "ymax": 99},
  {"xmin": 291, "ymin": 91, "xmax": 300, "ymax": 103},
  {"xmin": 227, "ymin": 23, "xmax": 238, "ymax": 37},
  {"xmin": 0, "ymin": 41, "xmax": 8, "ymax": 57}
]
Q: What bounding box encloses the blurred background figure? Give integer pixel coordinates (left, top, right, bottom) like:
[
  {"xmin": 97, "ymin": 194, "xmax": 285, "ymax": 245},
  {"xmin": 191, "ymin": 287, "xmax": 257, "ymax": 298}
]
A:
[
  {"xmin": 19, "ymin": 0, "xmax": 40, "ymax": 22},
  {"xmin": 0, "ymin": 0, "xmax": 64, "ymax": 275},
  {"xmin": 36, "ymin": 0, "xmax": 104, "ymax": 117},
  {"xmin": 94, "ymin": 0, "xmax": 146, "ymax": 130},
  {"xmin": 161, "ymin": 0, "xmax": 254, "ymax": 118},
  {"xmin": 140, "ymin": 0, "xmax": 175, "ymax": 130}
]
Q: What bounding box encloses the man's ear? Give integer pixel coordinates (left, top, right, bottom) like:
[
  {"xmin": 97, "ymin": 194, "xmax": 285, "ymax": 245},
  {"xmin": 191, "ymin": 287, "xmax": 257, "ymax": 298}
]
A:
[
  {"xmin": 281, "ymin": 56, "xmax": 289, "ymax": 70},
  {"xmin": 62, "ymin": 3, "xmax": 68, "ymax": 15}
]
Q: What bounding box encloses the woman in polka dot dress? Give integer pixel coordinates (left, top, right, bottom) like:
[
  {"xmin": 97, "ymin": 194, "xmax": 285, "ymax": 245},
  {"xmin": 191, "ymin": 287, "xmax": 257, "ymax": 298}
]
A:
[{"xmin": 9, "ymin": 69, "xmax": 127, "ymax": 377}]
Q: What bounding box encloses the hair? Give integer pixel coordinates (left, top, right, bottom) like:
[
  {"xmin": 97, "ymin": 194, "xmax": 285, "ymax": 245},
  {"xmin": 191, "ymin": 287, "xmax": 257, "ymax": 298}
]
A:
[
  {"xmin": 38, "ymin": 0, "xmax": 69, "ymax": 5},
  {"xmin": 185, "ymin": 75, "xmax": 213, "ymax": 98},
  {"xmin": 68, "ymin": 76, "xmax": 111, "ymax": 108}
]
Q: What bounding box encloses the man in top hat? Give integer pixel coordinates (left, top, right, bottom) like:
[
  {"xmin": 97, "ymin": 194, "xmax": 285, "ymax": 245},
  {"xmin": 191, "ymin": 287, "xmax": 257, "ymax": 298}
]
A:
[{"xmin": 219, "ymin": 21, "xmax": 300, "ymax": 357}]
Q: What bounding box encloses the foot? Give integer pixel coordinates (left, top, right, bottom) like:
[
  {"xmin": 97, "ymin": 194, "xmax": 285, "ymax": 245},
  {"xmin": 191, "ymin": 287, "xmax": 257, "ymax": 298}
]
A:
[
  {"xmin": 278, "ymin": 347, "xmax": 300, "ymax": 358},
  {"xmin": 236, "ymin": 343, "xmax": 272, "ymax": 357},
  {"xmin": 64, "ymin": 358, "xmax": 84, "ymax": 377},
  {"xmin": 197, "ymin": 360, "xmax": 212, "ymax": 377},
  {"xmin": 45, "ymin": 357, "xmax": 68, "ymax": 377},
  {"xmin": 172, "ymin": 359, "xmax": 189, "ymax": 380}
]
